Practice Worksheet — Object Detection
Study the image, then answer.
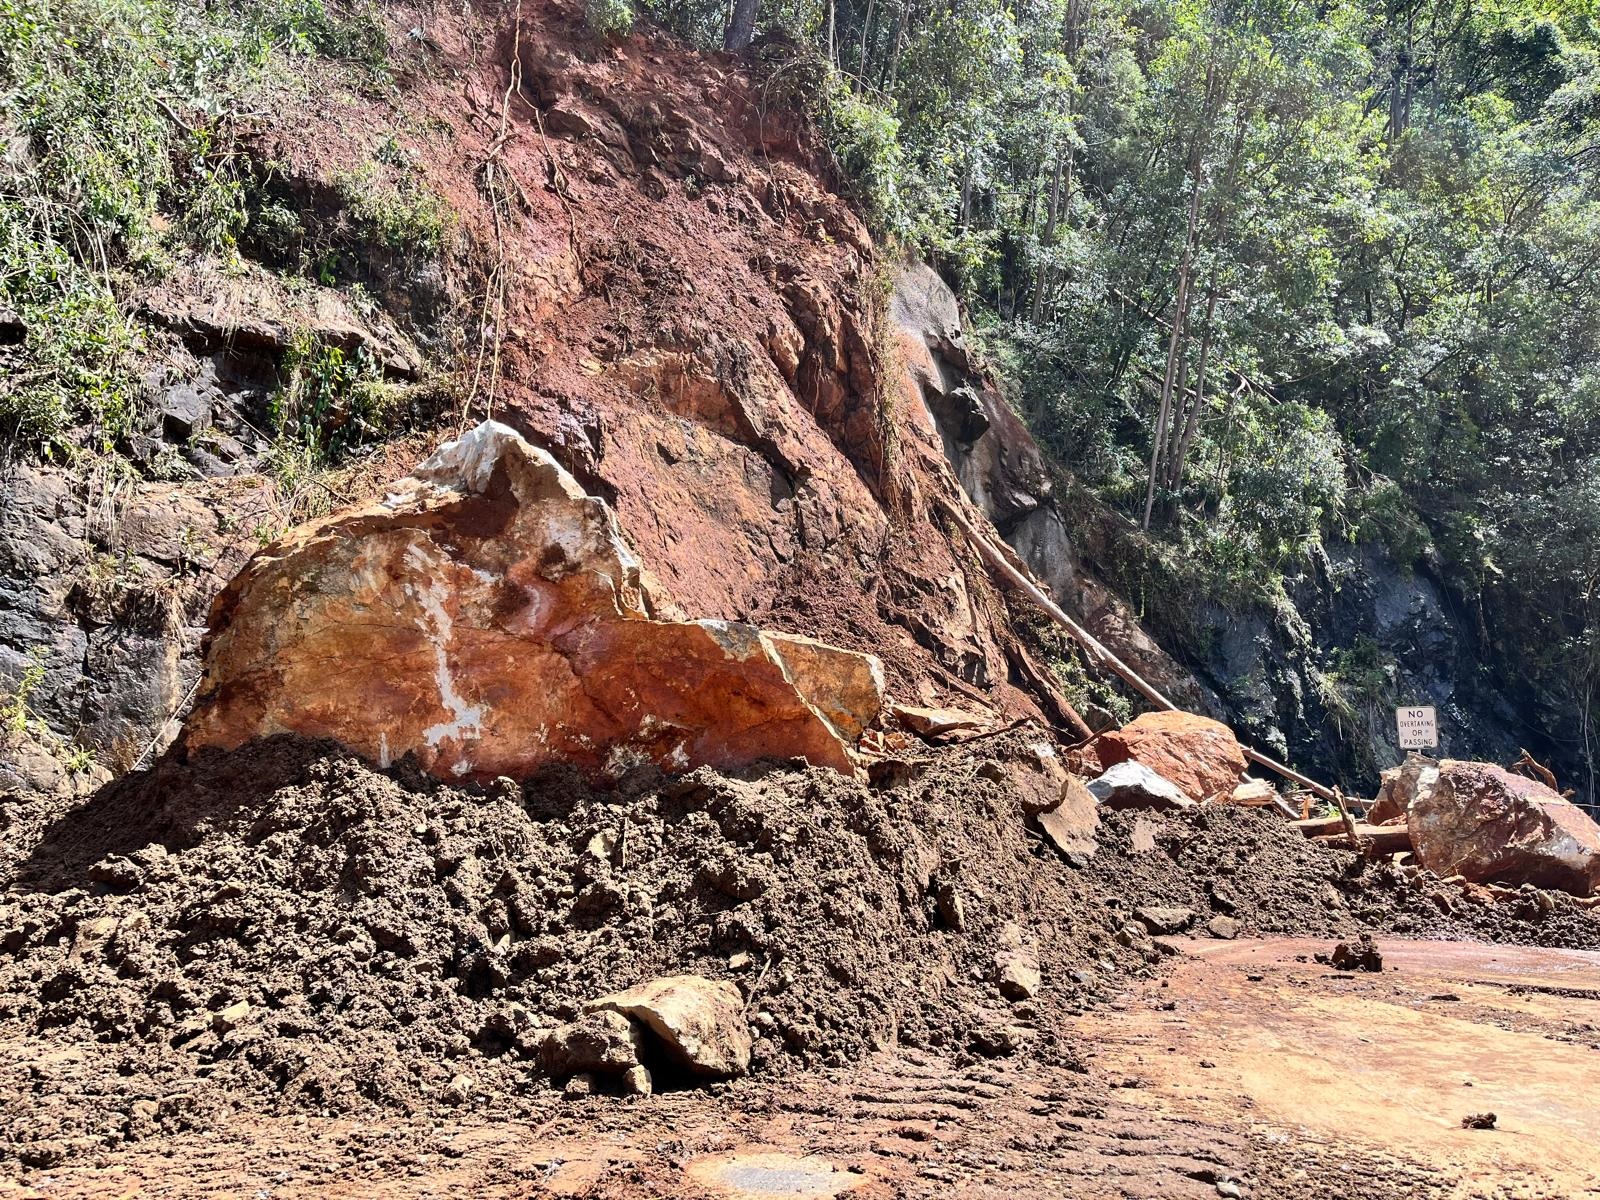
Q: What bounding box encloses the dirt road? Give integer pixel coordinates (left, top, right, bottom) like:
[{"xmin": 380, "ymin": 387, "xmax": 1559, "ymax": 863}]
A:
[{"xmin": 7, "ymin": 936, "xmax": 1596, "ymax": 1199}]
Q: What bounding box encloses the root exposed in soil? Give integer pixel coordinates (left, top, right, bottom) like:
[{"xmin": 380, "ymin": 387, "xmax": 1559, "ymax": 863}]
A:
[{"xmin": 1, "ymin": 732, "xmax": 1596, "ymax": 1165}]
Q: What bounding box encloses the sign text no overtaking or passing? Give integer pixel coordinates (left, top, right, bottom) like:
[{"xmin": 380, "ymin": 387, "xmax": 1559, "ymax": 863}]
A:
[{"xmin": 1396, "ymin": 705, "xmax": 1438, "ymax": 751}]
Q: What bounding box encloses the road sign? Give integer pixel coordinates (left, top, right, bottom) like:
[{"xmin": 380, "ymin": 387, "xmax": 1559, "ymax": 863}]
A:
[{"xmin": 1396, "ymin": 705, "xmax": 1437, "ymax": 751}]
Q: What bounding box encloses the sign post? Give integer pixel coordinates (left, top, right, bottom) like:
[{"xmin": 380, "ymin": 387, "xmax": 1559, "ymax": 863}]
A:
[{"xmin": 1396, "ymin": 705, "xmax": 1438, "ymax": 752}]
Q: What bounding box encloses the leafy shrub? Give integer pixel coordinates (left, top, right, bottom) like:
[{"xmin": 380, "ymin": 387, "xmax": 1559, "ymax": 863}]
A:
[
  {"xmin": 0, "ymin": 0, "xmax": 390, "ymax": 454},
  {"xmin": 269, "ymin": 331, "xmax": 396, "ymax": 467},
  {"xmin": 585, "ymin": 0, "xmax": 633, "ymax": 40},
  {"xmin": 335, "ymin": 160, "xmax": 450, "ymax": 255},
  {"xmin": 818, "ymin": 79, "xmax": 911, "ymax": 237},
  {"xmin": 1, "ymin": 647, "xmax": 48, "ymax": 736}
]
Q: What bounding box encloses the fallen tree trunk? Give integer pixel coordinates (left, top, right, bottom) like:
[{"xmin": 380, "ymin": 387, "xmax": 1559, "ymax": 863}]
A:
[
  {"xmin": 937, "ymin": 498, "xmax": 1332, "ymax": 812},
  {"xmin": 1310, "ymin": 824, "xmax": 1414, "ymax": 856}
]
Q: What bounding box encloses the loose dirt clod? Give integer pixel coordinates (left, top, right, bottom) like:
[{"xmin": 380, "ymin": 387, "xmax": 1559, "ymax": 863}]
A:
[{"xmin": 1321, "ymin": 934, "xmax": 1385, "ymax": 972}]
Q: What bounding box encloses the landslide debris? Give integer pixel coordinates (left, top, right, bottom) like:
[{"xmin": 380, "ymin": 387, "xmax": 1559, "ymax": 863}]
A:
[
  {"xmin": 185, "ymin": 421, "xmax": 884, "ymax": 783},
  {"xmin": 2, "ymin": 732, "xmax": 1598, "ymax": 1167}
]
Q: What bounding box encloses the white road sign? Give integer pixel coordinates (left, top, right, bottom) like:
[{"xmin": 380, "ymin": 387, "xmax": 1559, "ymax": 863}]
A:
[{"xmin": 1396, "ymin": 705, "xmax": 1437, "ymax": 751}]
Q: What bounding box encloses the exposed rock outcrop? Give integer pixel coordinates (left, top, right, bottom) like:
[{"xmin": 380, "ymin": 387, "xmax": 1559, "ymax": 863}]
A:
[{"xmin": 184, "ymin": 422, "xmax": 883, "ymax": 781}]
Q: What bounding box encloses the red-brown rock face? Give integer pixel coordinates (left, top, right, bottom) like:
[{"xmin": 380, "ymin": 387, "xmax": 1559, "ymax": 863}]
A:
[
  {"xmin": 1089, "ymin": 710, "xmax": 1248, "ymax": 802},
  {"xmin": 184, "ymin": 422, "xmax": 883, "ymax": 782},
  {"xmin": 1405, "ymin": 761, "xmax": 1600, "ymax": 895}
]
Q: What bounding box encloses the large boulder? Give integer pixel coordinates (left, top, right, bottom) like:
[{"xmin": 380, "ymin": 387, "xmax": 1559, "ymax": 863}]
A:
[
  {"xmin": 588, "ymin": 975, "xmax": 751, "ymax": 1078},
  {"xmin": 1403, "ymin": 761, "xmax": 1600, "ymax": 895},
  {"xmin": 1091, "ymin": 710, "xmax": 1247, "ymax": 802},
  {"xmin": 184, "ymin": 422, "xmax": 883, "ymax": 782}
]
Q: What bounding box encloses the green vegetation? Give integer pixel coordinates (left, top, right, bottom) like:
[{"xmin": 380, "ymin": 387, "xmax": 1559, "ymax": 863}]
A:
[
  {"xmin": 649, "ymin": 0, "xmax": 1600, "ymax": 791},
  {"xmin": 0, "ymin": 0, "xmax": 388, "ymax": 451},
  {"xmin": 586, "ymin": 0, "xmax": 637, "ymax": 40},
  {"xmin": 335, "ymin": 159, "xmax": 450, "ymax": 255},
  {"xmin": 267, "ymin": 330, "xmax": 395, "ymax": 495},
  {"xmin": 1, "ymin": 647, "xmax": 47, "ymax": 736}
]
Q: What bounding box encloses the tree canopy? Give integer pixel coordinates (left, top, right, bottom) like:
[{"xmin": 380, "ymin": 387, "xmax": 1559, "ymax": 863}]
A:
[{"xmin": 643, "ymin": 0, "xmax": 1600, "ymax": 797}]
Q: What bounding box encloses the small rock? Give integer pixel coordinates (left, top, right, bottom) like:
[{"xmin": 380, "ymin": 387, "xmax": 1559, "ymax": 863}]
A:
[
  {"xmin": 1037, "ymin": 775, "xmax": 1099, "ymax": 858},
  {"xmin": 589, "ymin": 974, "xmax": 752, "ymax": 1078},
  {"xmin": 160, "ymin": 383, "xmax": 213, "ymax": 442},
  {"xmin": 1133, "ymin": 906, "xmax": 1195, "ymax": 935},
  {"xmin": 542, "ymin": 1009, "xmax": 644, "ymax": 1076},
  {"xmin": 969, "ymin": 1024, "xmax": 1026, "ymax": 1058},
  {"xmin": 935, "ymin": 881, "xmax": 966, "ymax": 931},
  {"xmin": 1206, "ymin": 916, "xmax": 1241, "ymax": 940},
  {"xmin": 1088, "ymin": 762, "xmax": 1196, "ymax": 811},
  {"xmin": 1216, "ymin": 1181, "xmax": 1243, "ymax": 1198},
  {"xmin": 1115, "ymin": 922, "xmax": 1157, "ymax": 955},
  {"xmin": 1461, "ymin": 1111, "xmax": 1497, "ymax": 1130},
  {"xmin": 1320, "ymin": 934, "xmax": 1383, "ymax": 973},
  {"xmin": 620, "ymin": 1064, "xmax": 653, "ymax": 1096},
  {"xmin": 212, "ymin": 1000, "xmax": 250, "ymax": 1032},
  {"xmin": 563, "ymin": 1072, "xmax": 596, "ymax": 1099},
  {"xmin": 727, "ymin": 952, "xmax": 752, "ymax": 971},
  {"xmin": 994, "ymin": 947, "xmax": 1041, "ymax": 1001}
]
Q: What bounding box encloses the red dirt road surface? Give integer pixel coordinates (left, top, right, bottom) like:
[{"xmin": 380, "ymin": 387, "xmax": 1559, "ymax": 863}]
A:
[{"xmin": 7, "ymin": 936, "xmax": 1596, "ymax": 1199}]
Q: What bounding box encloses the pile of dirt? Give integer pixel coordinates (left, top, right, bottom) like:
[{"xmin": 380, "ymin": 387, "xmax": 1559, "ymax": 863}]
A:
[
  {"xmin": 0, "ymin": 733, "xmax": 1111, "ymax": 1164},
  {"xmin": 1088, "ymin": 804, "xmax": 1600, "ymax": 949},
  {"xmin": 2, "ymin": 732, "xmax": 1597, "ymax": 1167}
]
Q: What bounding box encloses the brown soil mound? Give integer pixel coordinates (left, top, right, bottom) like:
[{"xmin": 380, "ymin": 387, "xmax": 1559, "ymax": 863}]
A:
[{"xmin": 2, "ymin": 735, "xmax": 1597, "ymax": 1166}]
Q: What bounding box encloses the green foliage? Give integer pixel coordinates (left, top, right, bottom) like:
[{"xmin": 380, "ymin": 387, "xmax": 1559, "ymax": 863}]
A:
[
  {"xmin": 1, "ymin": 647, "xmax": 48, "ymax": 737},
  {"xmin": 335, "ymin": 160, "xmax": 449, "ymax": 255},
  {"xmin": 268, "ymin": 330, "xmax": 396, "ymax": 477},
  {"xmin": 586, "ymin": 0, "xmax": 635, "ymax": 40},
  {"xmin": 0, "ymin": 0, "xmax": 389, "ymax": 453},
  {"xmin": 730, "ymin": 0, "xmax": 1600, "ymax": 787}
]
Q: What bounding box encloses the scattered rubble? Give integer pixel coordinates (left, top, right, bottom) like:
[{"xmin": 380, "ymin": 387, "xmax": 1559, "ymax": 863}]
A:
[
  {"xmin": 184, "ymin": 422, "xmax": 884, "ymax": 782},
  {"xmin": 3, "ymin": 729, "xmax": 1599, "ymax": 1166}
]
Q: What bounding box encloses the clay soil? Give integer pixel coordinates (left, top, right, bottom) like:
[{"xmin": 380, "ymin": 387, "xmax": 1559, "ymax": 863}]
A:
[{"xmin": 3, "ymin": 732, "xmax": 1600, "ymax": 1196}]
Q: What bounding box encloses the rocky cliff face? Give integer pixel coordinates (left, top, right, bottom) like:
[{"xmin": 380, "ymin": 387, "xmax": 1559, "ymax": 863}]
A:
[
  {"xmin": 0, "ymin": 0, "xmax": 1545, "ymax": 803},
  {"xmin": 890, "ymin": 260, "xmax": 1564, "ymax": 799},
  {"xmin": 2, "ymin": 0, "xmax": 1078, "ymax": 795}
]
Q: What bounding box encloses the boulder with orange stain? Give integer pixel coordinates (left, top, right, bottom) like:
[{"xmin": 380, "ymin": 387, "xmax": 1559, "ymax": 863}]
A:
[
  {"xmin": 1091, "ymin": 710, "xmax": 1248, "ymax": 803},
  {"xmin": 1403, "ymin": 761, "xmax": 1600, "ymax": 896},
  {"xmin": 183, "ymin": 422, "xmax": 882, "ymax": 782}
]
